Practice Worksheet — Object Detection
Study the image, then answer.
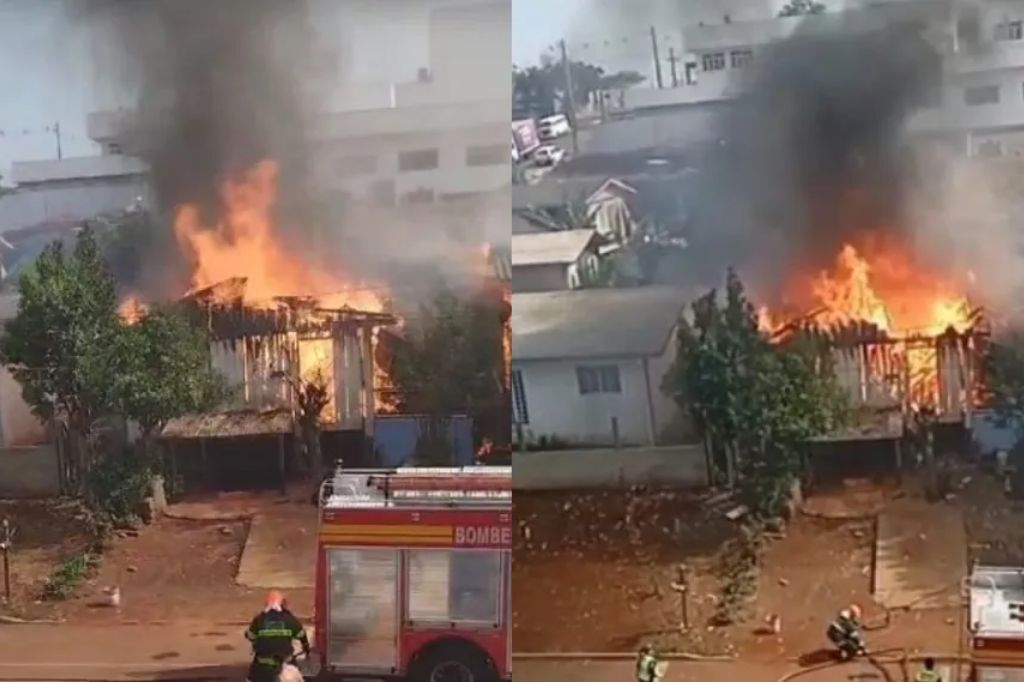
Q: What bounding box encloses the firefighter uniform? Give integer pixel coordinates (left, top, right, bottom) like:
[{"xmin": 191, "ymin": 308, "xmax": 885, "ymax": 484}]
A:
[
  {"xmin": 915, "ymin": 666, "xmax": 942, "ymax": 682},
  {"xmin": 636, "ymin": 648, "xmax": 662, "ymax": 682},
  {"xmin": 245, "ymin": 607, "xmax": 310, "ymax": 682}
]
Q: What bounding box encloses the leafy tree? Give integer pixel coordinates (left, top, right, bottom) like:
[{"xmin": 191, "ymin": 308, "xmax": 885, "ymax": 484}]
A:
[
  {"xmin": 1, "ymin": 228, "xmax": 119, "ymax": 431},
  {"xmin": 92, "ymin": 305, "xmax": 226, "ymax": 448},
  {"xmin": 984, "ymin": 331, "xmax": 1024, "ymax": 436},
  {"xmin": 778, "ymin": 0, "xmax": 826, "ymax": 17},
  {"xmin": 664, "ymin": 270, "xmax": 847, "ymax": 516},
  {"xmin": 513, "ymin": 60, "xmax": 645, "ymax": 118},
  {"xmin": 390, "ymin": 288, "xmax": 506, "ymax": 459}
]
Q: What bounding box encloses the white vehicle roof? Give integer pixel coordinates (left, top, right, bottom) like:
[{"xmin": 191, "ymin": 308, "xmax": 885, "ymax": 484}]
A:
[{"xmin": 320, "ymin": 466, "xmax": 512, "ymax": 510}]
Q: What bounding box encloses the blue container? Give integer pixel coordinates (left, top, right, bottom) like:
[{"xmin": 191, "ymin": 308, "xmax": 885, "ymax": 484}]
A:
[{"xmin": 373, "ymin": 415, "xmax": 474, "ymax": 467}]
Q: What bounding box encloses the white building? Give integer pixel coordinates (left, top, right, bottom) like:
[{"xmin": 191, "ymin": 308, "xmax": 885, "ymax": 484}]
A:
[
  {"xmin": 0, "ymin": 155, "xmax": 149, "ymax": 233},
  {"xmin": 511, "ymin": 229, "xmax": 600, "ymax": 293},
  {"xmin": 87, "ymin": 0, "xmax": 510, "ymax": 207},
  {"xmin": 0, "ymin": 295, "xmax": 47, "ymax": 448},
  {"xmin": 623, "ymin": 0, "xmax": 1024, "ymax": 157},
  {"xmin": 511, "ymin": 287, "xmax": 686, "ymax": 447}
]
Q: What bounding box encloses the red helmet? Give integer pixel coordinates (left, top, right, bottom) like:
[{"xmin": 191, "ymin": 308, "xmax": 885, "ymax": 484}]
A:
[{"xmin": 265, "ymin": 590, "xmax": 285, "ymax": 611}]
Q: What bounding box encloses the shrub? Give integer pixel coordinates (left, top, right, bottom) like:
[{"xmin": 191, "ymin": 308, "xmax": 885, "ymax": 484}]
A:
[{"xmin": 86, "ymin": 447, "xmax": 153, "ymax": 526}]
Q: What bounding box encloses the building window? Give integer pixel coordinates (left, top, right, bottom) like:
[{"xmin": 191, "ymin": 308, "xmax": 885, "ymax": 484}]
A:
[
  {"xmin": 730, "ymin": 49, "xmax": 753, "ymax": 69},
  {"xmin": 466, "ymin": 144, "xmax": 508, "ymax": 167},
  {"xmin": 576, "ymin": 365, "xmax": 622, "ymax": 395},
  {"xmin": 995, "ymin": 20, "xmax": 1024, "ymax": 41},
  {"xmin": 702, "ymin": 52, "xmax": 726, "ymax": 72},
  {"xmin": 963, "ymin": 85, "xmax": 1000, "ymax": 106},
  {"xmin": 512, "ymin": 370, "xmax": 529, "ymax": 424},
  {"xmin": 398, "ymin": 148, "xmax": 439, "ymax": 172},
  {"xmin": 401, "ymin": 187, "xmax": 435, "ymax": 204},
  {"xmin": 976, "ymin": 139, "xmax": 1004, "ymax": 158},
  {"xmin": 335, "ymin": 155, "xmax": 377, "ymax": 177}
]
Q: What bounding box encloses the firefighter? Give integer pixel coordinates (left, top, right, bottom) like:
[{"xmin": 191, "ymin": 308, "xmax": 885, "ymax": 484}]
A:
[
  {"xmin": 635, "ymin": 644, "xmax": 664, "ymax": 682},
  {"xmin": 245, "ymin": 591, "xmax": 310, "ymax": 682},
  {"xmin": 915, "ymin": 657, "xmax": 942, "ymax": 682},
  {"xmin": 826, "ymin": 604, "xmax": 865, "ymax": 658}
]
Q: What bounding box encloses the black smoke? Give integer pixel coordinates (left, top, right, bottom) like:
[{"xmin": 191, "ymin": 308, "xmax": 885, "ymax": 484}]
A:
[{"xmin": 688, "ymin": 17, "xmax": 942, "ymax": 297}]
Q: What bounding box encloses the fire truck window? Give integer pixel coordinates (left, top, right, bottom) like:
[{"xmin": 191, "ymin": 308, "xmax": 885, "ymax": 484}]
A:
[
  {"xmin": 326, "ymin": 549, "xmax": 399, "ymax": 669},
  {"xmin": 406, "ymin": 549, "xmax": 501, "ymax": 626}
]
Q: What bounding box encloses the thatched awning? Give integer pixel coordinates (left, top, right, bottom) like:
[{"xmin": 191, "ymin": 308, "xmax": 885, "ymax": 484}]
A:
[{"xmin": 160, "ymin": 408, "xmax": 294, "ymax": 440}]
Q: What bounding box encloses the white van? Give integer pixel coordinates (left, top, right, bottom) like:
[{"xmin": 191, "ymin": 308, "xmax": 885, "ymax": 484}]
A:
[{"xmin": 538, "ymin": 114, "xmax": 571, "ymax": 140}]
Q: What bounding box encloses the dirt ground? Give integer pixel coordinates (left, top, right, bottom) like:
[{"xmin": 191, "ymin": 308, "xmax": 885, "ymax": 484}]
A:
[
  {"xmin": 513, "ymin": 486, "xmax": 963, "ymax": 660},
  {"xmin": 0, "ymin": 496, "xmax": 315, "ymax": 624}
]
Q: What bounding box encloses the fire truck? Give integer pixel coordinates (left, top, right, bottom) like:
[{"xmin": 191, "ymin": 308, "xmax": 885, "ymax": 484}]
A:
[
  {"xmin": 968, "ymin": 565, "xmax": 1024, "ymax": 681},
  {"xmin": 312, "ymin": 467, "xmax": 512, "ymax": 681}
]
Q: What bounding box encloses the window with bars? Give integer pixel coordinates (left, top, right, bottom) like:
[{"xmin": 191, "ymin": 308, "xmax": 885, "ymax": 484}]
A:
[
  {"xmin": 995, "ymin": 20, "xmax": 1024, "ymax": 41},
  {"xmin": 702, "ymin": 52, "xmax": 726, "ymax": 72},
  {"xmin": 730, "ymin": 50, "xmax": 753, "ymax": 69},
  {"xmin": 576, "ymin": 365, "xmax": 622, "ymax": 395},
  {"xmin": 511, "ymin": 370, "xmax": 529, "ymax": 424}
]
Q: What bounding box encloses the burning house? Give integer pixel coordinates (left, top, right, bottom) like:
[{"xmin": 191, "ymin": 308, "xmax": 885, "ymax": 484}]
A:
[{"xmin": 159, "ymin": 278, "xmax": 395, "ymax": 493}]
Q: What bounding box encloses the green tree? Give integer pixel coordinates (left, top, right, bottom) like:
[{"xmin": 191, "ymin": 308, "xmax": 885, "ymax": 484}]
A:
[
  {"xmin": 513, "ymin": 61, "xmax": 645, "ymax": 118},
  {"xmin": 390, "ymin": 288, "xmax": 506, "ymax": 463},
  {"xmin": 778, "ymin": 0, "xmax": 826, "ymax": 17},
  {"xmin": 664, "ymin": 270, "xmax": 846, "ymax": 516},
  {"xmin": 94, "ymin": 306, "xmax": 226, "ymax": 447}
]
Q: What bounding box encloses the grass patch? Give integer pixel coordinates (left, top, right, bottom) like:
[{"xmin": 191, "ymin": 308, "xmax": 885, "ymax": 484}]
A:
[{"xmin": 42, "ymin": 552, "xmax": 99, "ymax": 601}]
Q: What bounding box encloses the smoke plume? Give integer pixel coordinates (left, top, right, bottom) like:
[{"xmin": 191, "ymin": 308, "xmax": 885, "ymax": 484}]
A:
[{"xmin": 688, "ymin": 14, "xmax": 943, "ymax": 298}]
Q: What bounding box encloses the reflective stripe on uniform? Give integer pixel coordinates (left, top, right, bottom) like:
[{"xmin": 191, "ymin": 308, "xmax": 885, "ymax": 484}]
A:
[
  {"xmin": 915, "ymin": 672, "xmax": 942, "ymax": 682},
  {"xmin": 256, "ymin": 626, "xmax": 294, "ymax": 638}
]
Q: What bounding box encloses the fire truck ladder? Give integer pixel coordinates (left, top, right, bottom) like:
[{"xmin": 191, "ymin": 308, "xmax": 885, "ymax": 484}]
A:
[{"xmin": 319, "ymin": 466, "xmax": 512, "ymax": 509}]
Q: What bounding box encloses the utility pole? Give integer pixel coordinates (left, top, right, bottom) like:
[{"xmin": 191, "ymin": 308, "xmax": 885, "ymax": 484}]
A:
[
  {"xmin": 559, "ymin": 39, "xmax": 580, "ymax": 154},
  {"xmin": 1, "ymin": 519, "xmax": 13, "ymax": 603},
  {"xmin": 53, "ymin": 122, "xmax": 62, "ymax": 160},
  {"xmin": 649, "ymin": 26, "xmax": 664, "ymax": 89},
  {"xmin": 668, "ymin": 47, "xmax": 680, "ymax": 87}
]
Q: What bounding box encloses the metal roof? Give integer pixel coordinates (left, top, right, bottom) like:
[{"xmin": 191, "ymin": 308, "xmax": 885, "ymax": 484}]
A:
[
  {"xmin": 512, "ymin": 286, "xmax": 688, "ymax": 361},
  {"xmin": 512, "ymin": 229, "xmax": 597, "ymax": 267},
  {"xmin": 12, "ymin": 155, "xmax": 148, "ymax": 185},
  {"xmin": 321, "ymin": 467, "xmax": 512, "ymax": 509}
]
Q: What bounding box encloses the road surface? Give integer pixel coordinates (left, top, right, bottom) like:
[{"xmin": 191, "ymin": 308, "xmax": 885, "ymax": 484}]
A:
[
  {"xmin": 513, "ymin": 658, "xmax": 935, "ymax": 682},
  {"xmin": 0, "ymin": 623, "xmax": 247, "ymax": 681}
]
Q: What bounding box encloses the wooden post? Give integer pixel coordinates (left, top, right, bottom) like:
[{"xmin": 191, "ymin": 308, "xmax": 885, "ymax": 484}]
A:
[
  {"xmin": 1, "ymin": 519, "xmax": 13, "ymax": 603},
  {"xmin": 670, "ymin": 563, "xmax": 690, "ymax": 631},
  {"xmin": 516, "ymin": 423, "xmax": 526, "ymax": 453},
  {"xmin": 168, "ymin": 440, "xmax": 178, "ymax": 498},
  {"xmin": 278, "ymin": 434, "xmax": 287, "ymax": 495},
  {"xmin": 199, "ymin": 437, "xmax": 209, "ymax": 491},
  {"xmin": 611, "ymin": 417, "xmax": 620, "ymax": 449}
]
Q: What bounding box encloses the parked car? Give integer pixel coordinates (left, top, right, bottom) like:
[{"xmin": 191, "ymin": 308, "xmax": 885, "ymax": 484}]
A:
[
  {"xmin": 537, "ymin": 114, "xmax": 571, "ymax": 140},
  {"xmin": 533, "ymin": 145, "xmax": 566, "ymax": 167}
]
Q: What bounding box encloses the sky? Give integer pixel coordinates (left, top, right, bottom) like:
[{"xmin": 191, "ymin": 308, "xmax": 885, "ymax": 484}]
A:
[
  {"xmin": 0, "ymin": 2, "xmax": 106, "ymax": 180},
  {"xmin": 512, "ymin": 0, "xmax": 586, "ymax": 67}
]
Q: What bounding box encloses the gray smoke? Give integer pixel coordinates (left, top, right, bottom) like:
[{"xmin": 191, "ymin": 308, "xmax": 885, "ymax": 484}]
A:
[{"xmin": 687, "ymin": 16, "xmax": 942, "ymax": 297}]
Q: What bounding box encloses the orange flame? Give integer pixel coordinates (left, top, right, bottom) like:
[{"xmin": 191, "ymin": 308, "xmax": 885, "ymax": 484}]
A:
[
  {"xmin": 173, "ymin": 160, "xmax": 383, "ymax": 311},
  {"xmin": 764, "ymin": 237, "xmax": 972, "ymax": 338},
  {"xmin": 118, "ymin": 296, "xmax": 148, "ymax": 325}
]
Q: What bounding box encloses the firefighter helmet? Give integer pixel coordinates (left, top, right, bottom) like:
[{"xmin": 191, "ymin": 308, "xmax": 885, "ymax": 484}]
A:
[
  {"xmin": 265, "ymin": 590, "xmax": 285, "ymax": 611},
  {"xmin": 849, "ymin": 604, "xmax": 862, "ymax": 621}
]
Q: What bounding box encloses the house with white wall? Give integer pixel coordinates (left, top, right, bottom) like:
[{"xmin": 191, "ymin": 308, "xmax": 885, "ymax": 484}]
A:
[
  {"xmin": 511, "ymin": 286, "xmax": 686, "ymax": 446},
  {"xmin": 511, "ymin": 229, "xmax": 601, "ymax": 293}
]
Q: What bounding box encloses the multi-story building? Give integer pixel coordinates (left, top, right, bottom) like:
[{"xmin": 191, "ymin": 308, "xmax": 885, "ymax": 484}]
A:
[
  {"xmin": 87, "ymin": 0, "xmax": 510, "ymax": 207},
  {"xmin": 621, "ymin": 0, "xmax": 1024, "ymax": 158}
]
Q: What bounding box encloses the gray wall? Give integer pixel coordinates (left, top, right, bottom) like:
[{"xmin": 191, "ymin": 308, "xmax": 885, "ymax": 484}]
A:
[
  {"xmin": 512, "ymin": 444, "xmax": 707, "ymax": 490},
  {"xmin": 0, "ymin": 445, "xmax": 59, "ymax": 498},
  {"xmin": 0, "ymin": 176, "xmax": 150, "ymax": 233}
]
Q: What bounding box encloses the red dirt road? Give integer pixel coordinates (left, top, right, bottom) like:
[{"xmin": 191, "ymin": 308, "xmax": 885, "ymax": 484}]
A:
[{"xmin": 0, "ymin": 623, "xmax": 247, "ymax": 680}]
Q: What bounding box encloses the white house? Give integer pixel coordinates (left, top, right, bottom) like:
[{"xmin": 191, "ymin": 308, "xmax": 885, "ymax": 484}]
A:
[
  {"xmin": 511, "ymin": 287, "xmax": 687, "ymax": 446},
  {"xmin": 511, "ymin": 229, "xmax": 601, "ymax": 293},
  {"xmin": 0, "ymin": 295, "xmax": 47, "ymax": 448}
]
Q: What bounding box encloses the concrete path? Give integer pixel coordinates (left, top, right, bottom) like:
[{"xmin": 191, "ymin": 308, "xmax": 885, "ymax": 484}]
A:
[
  {"xmin": 874, "ymin": 498, "xmax": 966, "ymax": 610},
  {"xmin": 512, "ymin": 445, "xmax": 707, "ymax": 490},
  {"xmin": 235, "ymin": 506, "xmax": 317, "ymax": 590}
]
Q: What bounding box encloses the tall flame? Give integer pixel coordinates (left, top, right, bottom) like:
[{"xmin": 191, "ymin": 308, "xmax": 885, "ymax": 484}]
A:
[{"xmin": 173, "ymin": 160, "xmax": 383, "ymax": 311}]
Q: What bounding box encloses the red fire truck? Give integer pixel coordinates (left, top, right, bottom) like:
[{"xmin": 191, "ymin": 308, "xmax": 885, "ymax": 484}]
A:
[{"xmin": 313, "ymin": 467, "xmax": 512, "ymax": 681}]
